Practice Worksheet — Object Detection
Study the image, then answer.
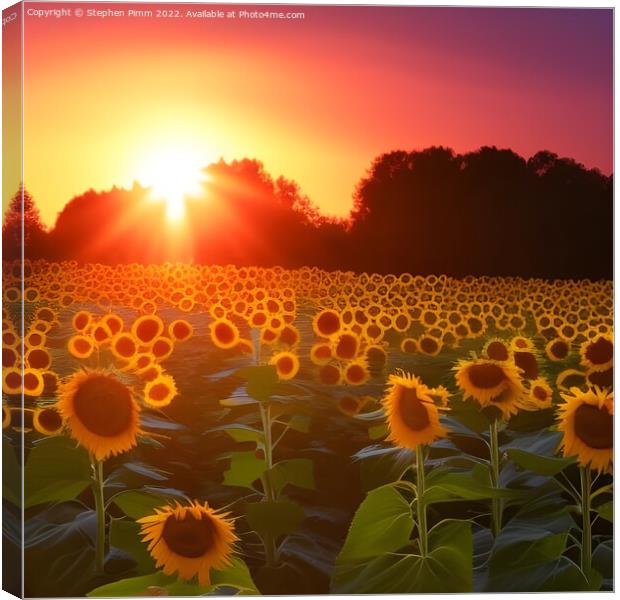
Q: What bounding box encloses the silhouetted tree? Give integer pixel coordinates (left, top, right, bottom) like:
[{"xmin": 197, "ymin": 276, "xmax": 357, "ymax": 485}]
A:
[
  {"xmin": 349, "ymin": 146, "xmax": 612, "ymax": 279},
  {"xmin": 2, "ymin": 186, "xmax": 48, "ymax": 260},
  {"xmin": 10, "ymin": 147, "xmax": 612, "ymax": 280}
]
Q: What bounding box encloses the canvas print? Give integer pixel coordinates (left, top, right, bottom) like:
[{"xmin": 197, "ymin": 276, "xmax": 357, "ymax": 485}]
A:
[{"xmin": 1, "ymin": 2, "xmax": 613, "ymax": 597}]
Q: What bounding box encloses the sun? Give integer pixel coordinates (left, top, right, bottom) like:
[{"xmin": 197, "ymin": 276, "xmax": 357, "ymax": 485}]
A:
[{"xmin": 136, "ymin": 146, "xmax": 208, "ymax": 222}]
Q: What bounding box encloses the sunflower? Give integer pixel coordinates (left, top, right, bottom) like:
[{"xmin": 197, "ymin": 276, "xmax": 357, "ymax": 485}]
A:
[
  {"xmin": 138, "ymin": 500, "xmax": 238, "ymax": 586},
  {"xmin": 25, "ymin": 348, "xmax": 51, "ymax": 370},
  {"xmin": 33, "ymin": 407, "xmax": 64, "ymax": 435},
  {"xmin": 580, "ymin": 334, "xmax": 613, "ymax": 371},
  {"xmin": 56, "ymin": 370, "xmax": 141, "ymax": 460},
  {"xmin": 68, "ymin": 334, "xmax": 95, "ymax": 359},
  {"xmin": 556, "ymin": 368, "xmax": 587, "ymax": 391},
  {"xmin": 365, "ymin": 344, "xmax": 387, "ymax": 369},
  {"xmin": 310, "ymin": 342, "xmax": 332, "ymax": 365},
  {"xmin": 210, "ymin": 319, "xmax": 240, "ymax": 350},
  {"xmin": 513, "ymin": 350, "xmax": 539, "ymax": 380},
  {"xmin": 454, "ymin": 358, "xmax": 528, "ymax": 419},
  {"xmin": 269, "ymin": 351, "xmax": 300, "ymax": 381},
  {"xmin": 382, "ymin": 371, "xmax": 448, "ymax": 448},
  {"xmin": 110, "ymin": 333, "xmax": 138, "ymax": 361},
  {"xmin": 3, "ymin": 367, "xmax": 21, "ymax": 395},
  {"xmin": 483, "ymin": 339, "xmax": 510, "ymax": 362},
  {"xmin": 169, "ymin": 319, "xmax": 193, "ymax": 342},
  {"xmin": 277, "ymin": 325, "xmax": 300, "ymax": 348},
  {"xmin": 343, "ymin": 361, "xmax": 370, "ymax": 385},
  {"xmin": 557, "ymin": 387, "xmax": 613, "ymax": 473},
  {"xmin": 144, "ymin": 374, "xmax": 178, "ymax": 408},
  {"xmin": 334, "ymin": 332, "xmax": 360, "ymax": 360},
  {"xmin": 132, "ymin": 315, "xmax": 165, "ymax": 346},
  {"xmin": 151, "ymin": 337, "xmax": 175, "ymax": 362},
  {"xmin": 312, "ymin": 309, "xmax": 341, "ymax": 338},
  {"xmin": 586, "ymin": 367, "xmax": 613, "ymax": 390},
  {"xmin": 510, "ymin": 336, "xmax": 535, "ymax": 352},
  {"xmin": 418, "ymin": 335, "xmax": 442, "ymax": 357},
  {"xmin": 526, "ymin": 377, "xmax": 553, "ymax": 409},
  {"xmin": 23, "ymin": 368, "xmax": 45, "ymax": 397},
  {"xmin": 400, "ymin": 338, "xmax": 417, "ymax": 354},
  {"xmin": 545, "ymin": 338, "xmax": 570, "ymax": 362}
]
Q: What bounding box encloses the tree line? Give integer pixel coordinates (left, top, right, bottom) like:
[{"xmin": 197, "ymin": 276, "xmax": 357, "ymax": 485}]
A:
[{"xmin": 3, "ymin": 146, "xmax": 612, "ymax": 280}]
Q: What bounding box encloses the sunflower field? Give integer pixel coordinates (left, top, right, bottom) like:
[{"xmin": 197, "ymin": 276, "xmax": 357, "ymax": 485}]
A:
[{"xmin": 2, "ymin": 259, "xmax": 613, "ymax": 596}]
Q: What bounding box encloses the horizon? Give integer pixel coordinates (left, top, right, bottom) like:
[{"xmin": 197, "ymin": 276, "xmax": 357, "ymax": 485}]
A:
[
  {"xmin": 4, "ymin": 142, "xmax": 614, "ymax": 229},
  {"xmin": 2, "ymin": 4, "xmax": 613, "ymax": 226}
]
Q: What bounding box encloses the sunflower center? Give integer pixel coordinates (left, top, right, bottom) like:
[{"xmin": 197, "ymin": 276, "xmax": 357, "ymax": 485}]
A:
[
  {"xmin": 215, "ymin": 323, "xmax": 234, "ymax": 344},
  {"xmin": 585, "ymin": 338, "xmax": 613, "ymax": 365},
  {"xmin": 397, "ymin": 387, "xmax": 431, "ymax": 431},
  {"xmin": 573, "ymin": 403, "xmax": 613, "ymax": 449},
  {"xmin": 38, "ymin": 408, "xmax": 63, "ymax": 432},
  {"xmin": 162, "ymin": 513, "xmax": 215, "ymax": 558},
  {"xmin": 317, "ymin": 311, "xmax": 340, "ymax": 336},
  {"xmin": 514, "ymin": 351, "xmax": 539, "ymax": 380},
  {"xmin": 550, "ymin": 341, "xmax": 569, "ymax": 359},
  {"xmin": 486, "ymin": 341, "xmax": 509, "ymax": 362},
  {"xmin": 467, "ymin": 364, "xmax": 506, "ymax": 389},
  {"xmin": 72, "ymin": 375, "xmax": 135, "ymax": 437},
  {"xmin": 277, "ymin": 356, "xmax": 294, "ymax": 375}
]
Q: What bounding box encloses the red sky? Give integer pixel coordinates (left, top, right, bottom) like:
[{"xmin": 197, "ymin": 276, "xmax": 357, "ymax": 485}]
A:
[{"xmin": 9, "ymin": 3, "xmax": 613, "ymax": 225}]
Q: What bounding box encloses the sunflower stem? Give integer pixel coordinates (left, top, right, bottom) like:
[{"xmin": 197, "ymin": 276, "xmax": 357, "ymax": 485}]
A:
[
  {"xmin": 415, "ymin": 446, "xmax": 428, "ymax": 557},
  {"xmin": 580, "ymin": 465, "xmax": 592, "ymax": 577},
  {"xmin": 489, "ymin": 419, "xmax": 503, "ymax": 537},
  {"xmin": 259, "ymin": 403, "xmax": 277, "ymax": 567},
  {"xmin": 92, "ymin": 459, "xmax": 106, "ymax": 575}
]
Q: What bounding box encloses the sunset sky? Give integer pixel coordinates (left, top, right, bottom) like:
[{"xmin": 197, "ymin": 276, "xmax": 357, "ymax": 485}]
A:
[{"xmin": 5, "ymin": 3, "xmax": 613, "ymax": 226}]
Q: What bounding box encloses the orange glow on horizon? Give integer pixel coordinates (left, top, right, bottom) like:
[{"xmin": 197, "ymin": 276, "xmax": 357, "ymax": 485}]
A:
[{"xmin": 17, "ymin": 4, "xmax": 612, "ymax": 227}]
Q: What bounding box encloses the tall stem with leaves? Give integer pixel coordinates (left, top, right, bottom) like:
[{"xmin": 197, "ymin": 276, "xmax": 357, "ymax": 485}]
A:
[
  {"xmin": 580, "ymin": 465, "xmax": 592, "ymax": 576},
  {"xmin": 489, "ymin": 419, "xmax": 502, "ymax": 537},
  {"xmin": 415, "ymin": 445, "xmax": 428, "ymax": 557},
  {"xmin": 92, "ymin": 459, "xmax": 106, "ymax": 574}
]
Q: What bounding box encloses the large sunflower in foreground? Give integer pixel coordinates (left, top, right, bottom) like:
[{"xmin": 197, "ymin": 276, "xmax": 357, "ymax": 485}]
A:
[
  {"xmin": 138, "ymin": 501, "xmax": 238, "ymax": 586},
  {"xmin": 454, "ymin": 358, "xmax": 528, "ymax": 420},
  {"xmin": 56, "ymin": 369, "xmax": 141, "ymax": 460},
  {"xmin": 382, "ymin": 371, "xmax": 448, "ymax": 448},
  {"xmin": 557, "ymin": 386, "xmax": 613, "ymax": 473}
]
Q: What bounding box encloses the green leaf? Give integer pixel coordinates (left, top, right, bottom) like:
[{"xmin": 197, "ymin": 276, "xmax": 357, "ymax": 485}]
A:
[
  {"xmin": 111, "ymin": 490, "xmax": 168, "ymax": 519},
  {"xmin": 337, "ymin": 484, "xmax": 413, "ymax": 564},
  {"xmin": 424, "ymin": 469, "xmax": 519, "ymax": 504},
  {"xmin": 592, "ymin": 539, "xmax": 613, "ymax": 580},
  {"xmin": 222, "ymin": 451, "xmax": 266, "ymax": 490},
  {"xmin": 368, "ymin": 424, "xmax": 388, "ymax": 440},
  {"xmin": 268, "ymin": 459, "xmax": 315, "ymax": 497},
  {"xmin": 24, "ymin": 436, "xmax": 92, "ymax": 508},
  {"xmin": 3, "ymin": 437, "xmax": 21, "ymax": 505},
  {"xmin": 109, "ymin": 519, "xmax": 155, "ymax": 573},
  {"xmin": 332, "ymin": 519, "xmax": 472, "ymax": 593},
  {"xmin": 87, "ymin": 558, "xmax": 258, "ymax": 596},
  {"xmin": 507, "ymin": 448, "xmax": 576, "ymax": 476},
  {"xmin": 211, "ymin": 424, "xmax": 264, "ymax": 444},
  {"xmin": 236, "ymin": 365, "xmax": 278, "ymax": 402},
  {"xmin": 487, "ymin": 532, "xmax": 602, "ymax": 591},
  {"xmin": 87, "ymin": 572, "xmax": 182, "ymax": 596},
  {"xmin": 595, "ymin": 501, "xmax": 613, "ymax": 523},
  {"xmin": 210, "ymin": 556, "xmax": 260, "ymax": 594},
  {"xmin": 287, "ymin": 414, "xmax": 311, "ymax": 433},
  {"xmin": 539, "ymin": 559, "xmax": 603, "ymax": 592},
  {"xmin": 245, "ymin": 500, "xmax": 304, "ymax": 540},
  {"xmin": 219, "ymin": 396, "xmax": 258, "ymax": 407}
]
